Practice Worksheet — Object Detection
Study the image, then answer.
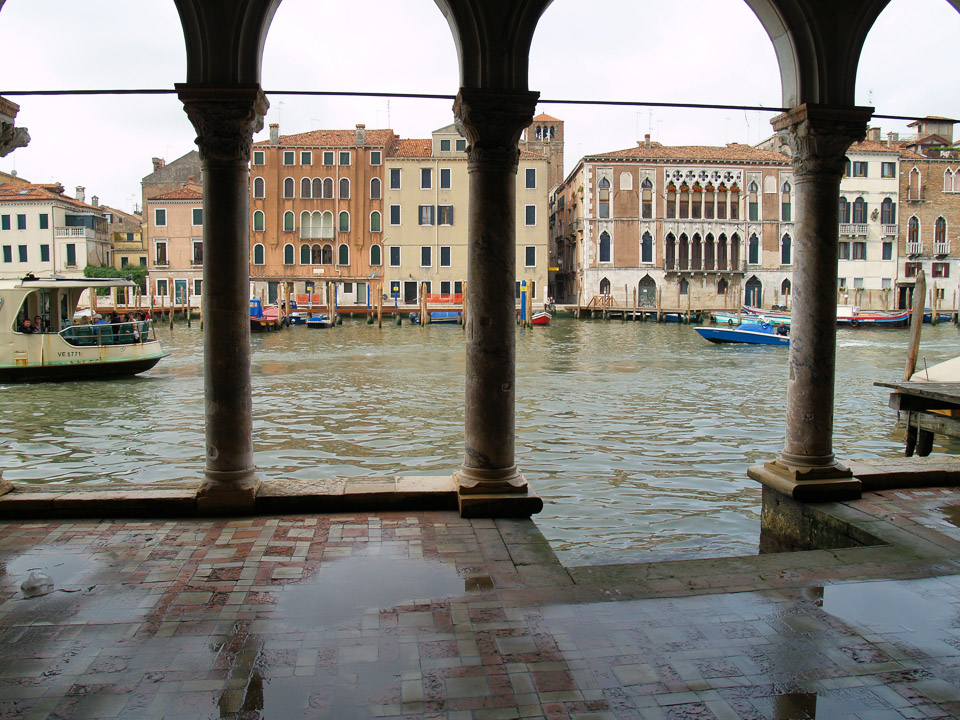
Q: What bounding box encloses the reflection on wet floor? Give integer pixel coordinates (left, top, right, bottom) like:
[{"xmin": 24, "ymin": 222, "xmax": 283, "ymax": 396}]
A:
[{"xmin": 3, "ymin": 507, "xmax": 960, "ymax": 719}]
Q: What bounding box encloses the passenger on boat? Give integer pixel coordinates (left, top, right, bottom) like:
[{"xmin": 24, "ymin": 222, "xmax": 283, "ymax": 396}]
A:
[
  {"xmin": 17, "ymin": 317, "xmax": 37, "ymax": 333},
  {"xmin": 777, "ymin": 324, "xmax": 789, "ymax": 337},
  {"xmin": 33, "ymin": 315, "xmax": 43, "ymax": 332}
]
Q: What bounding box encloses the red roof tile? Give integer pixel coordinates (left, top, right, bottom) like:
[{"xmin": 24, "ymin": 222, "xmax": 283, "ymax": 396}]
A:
[
  {"xmin": 255, "ymin": 128, "xmax": 396, "ymax": 148},
  {"xmin": 532, "ymin": 113, "xmax": 561, "ymax": 122},
  {"xmin": 387, "ymin": 139, "xmax": 435, "ymax": 158},
  {"xmin": 148, "ymin": 183, "xmax": 204, "ymax": 201},
  {"xmin": 588, "ymin": 143, "xmax": 790, "ymax": 163},
  {"xmin": 0, "ymin": 183, "xmax": 101, "ymax": 210}
]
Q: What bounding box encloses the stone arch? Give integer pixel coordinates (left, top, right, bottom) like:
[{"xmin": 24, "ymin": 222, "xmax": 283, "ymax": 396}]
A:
[{"xmin": 638, "ymin": 275, "xmax": 656, "ymax": 307}]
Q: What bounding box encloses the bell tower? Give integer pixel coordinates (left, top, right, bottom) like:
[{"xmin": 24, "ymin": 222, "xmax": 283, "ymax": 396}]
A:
[{"xmin": 520, "ymin": 113, "xmax": 564, "ymax": 190}]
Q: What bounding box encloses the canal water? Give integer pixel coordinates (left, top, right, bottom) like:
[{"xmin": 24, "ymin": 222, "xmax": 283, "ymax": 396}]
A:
[{"xmin": 1, "ymin": 317, "xmax": 957, "ymax": 566}]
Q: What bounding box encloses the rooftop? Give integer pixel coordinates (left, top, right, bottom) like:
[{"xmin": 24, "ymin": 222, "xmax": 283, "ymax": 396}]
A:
[{"xmin": 589, "ymin": 143, "xmax": 791, "ymax": 164}]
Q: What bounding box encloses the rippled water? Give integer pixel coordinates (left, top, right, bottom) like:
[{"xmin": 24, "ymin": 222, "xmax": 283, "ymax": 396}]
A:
[{"xmin": 1, "ymin": 317, "xmax": 956, "ymax": 565}]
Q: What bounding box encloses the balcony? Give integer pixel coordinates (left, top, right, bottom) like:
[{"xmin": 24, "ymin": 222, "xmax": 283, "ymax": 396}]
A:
[
  {"xmin": 299, "ymin": 228, "xmax": 335, "ymax": 240},
  {"xmin": 906, "ymin": 242, "xmax": 923, "ymax": 256},
  {"xmin": 839, "ymin": 224, "xmax": 867, "ymax": 236},
  {"xmin": 882, "ymin": 225, "xmax": 898, "ymax": 237},
  {"xmin": 934, "ymin": 242, "xmax": 951, "ymax": 256},
  {"xmin": 55, "ymin": 226, "xmax": 95, "ymax": 239}
]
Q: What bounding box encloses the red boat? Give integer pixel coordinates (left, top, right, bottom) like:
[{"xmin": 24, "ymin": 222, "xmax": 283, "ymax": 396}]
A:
[{"xmin": 532, "ymin": 311, "xmax": 551, "ymax": 326}]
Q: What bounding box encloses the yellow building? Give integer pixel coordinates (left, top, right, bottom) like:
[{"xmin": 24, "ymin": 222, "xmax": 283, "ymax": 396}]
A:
[{"xmin": 383, "ymin": 124, "xmax": 549, "ymax": 306}]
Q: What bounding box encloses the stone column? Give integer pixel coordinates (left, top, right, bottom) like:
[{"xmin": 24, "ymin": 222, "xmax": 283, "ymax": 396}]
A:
[
  {"xmin": 749, "ymin": 104, "xmax": 871, "ymax": 503},
  {"xmin": 178, "ymin": 85, "xmax": 268, "ymax": 511},
  {"xmin": 453, "ymin": 87, "xmax": 542, "ymax": 518}
]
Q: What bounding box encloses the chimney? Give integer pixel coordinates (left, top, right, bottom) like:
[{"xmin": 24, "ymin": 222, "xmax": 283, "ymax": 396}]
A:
[
  {"xmin": 868, "ymin": 127, "xmax": 881, "ymax": 142},
  {"xmin": 187, "ymin": 175, "xmax": 195, "ymax": 184},
  {"xmin": 356, "ymin": 123, "xmax": 366, "ymax": 145},
  {"xmin": 269, "ymin": 123, "xmax": 279, "ymax": 145},
  {"xmin": 887, "ymin": 131, "xmax": 899, "ymax": 148},
  {"xmin": 151, "ymin": 157, "xmax": 165, "ymax": 172},
  {"xmin": 644, "ymin": 133, "xmax": 651, "ymax": 148},
  {"xmin": 91, "ymin": 195, "xmax": 99, "ymax": 207},
  {"xmin": 75, "ymin": 186, "xmax": 85, "ymax": 203}
]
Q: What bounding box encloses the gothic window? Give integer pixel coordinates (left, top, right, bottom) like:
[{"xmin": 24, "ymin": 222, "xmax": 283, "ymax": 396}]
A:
[
  {"xmin": 936, "ymin": 217, "xmax": 947, "ymax": 249},
  {"xmin": 691, "ymin": 184, "xmax": 702, "ymax": 220},
  {"xmin": 704, "ymin": 184, "xmax": 715, "ymax": 219},
  {"xmin": 748, "ymin": 234, "xmax": 759, "ymax": 265},
  {"xmin": 748, "ymin": 181, "xmax": 759, "ymax": 221},
  {"xmin": 599, "ymin": 231, "xmax": 611, "ymax": 263},
  {"xmin": 691, "ymin": 233, "xmax": 702, "ymax": 270},
  {"xmin": 717, "ymin": 234, "xmax": 728, "ymax": 270},
  {"xmin": 641, "ymin": 231, "xmax": 653, "ymax": 263},
  {"xmin": 908, "ymin": 217, "xmax": 920, "ymax": 247},
  {"xmin": 730, "ymin": 233, "xmax": 741, "ymax": 267},
  {"xmin": 678, "ymin": 233, "xmax": 689, "ymax": 270},
  {"xmin": 716, "ymin": 184, "xmax": 727, "ymax": 220},
  {"xmin": 641, "ymin": 178, "xmax": 653, "ymax": 219},
  {"xmin": 781, "ymin": 234, "xmax": 792, "ymax": 265},
  {"xmin": 909, "ymin": 167, "xmax": 922, "ymax": 201},
  {"xmin": 665, "ymin": 233, "xmax": 676, "ymax": 270},
  {"xmin": 679, "ymin": 183, "xmax": 690, "ymax": 219},
  {"xmin": 781, "ymin": 182, "xmax": 791, "ymax": 222},
  {"xmin": 704, "ymin": 233, "xmax": 715, "ymax": 270},
  {"xmin": 666, "ymin": 183, "xmax": 677, "ymax": 219},
  {"xmin": 729, "ymin": 185, "xmax": 740, "ymax": 220}
]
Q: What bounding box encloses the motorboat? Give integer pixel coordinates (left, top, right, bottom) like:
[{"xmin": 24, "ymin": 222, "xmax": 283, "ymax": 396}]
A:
[
  {"xmin": 306, "ymin": 314, "xmax": 332, "ymax": 329},
  {"xmin": 0, "ymin": 275, "xmax": 164, "ymax": 383},
  {"xmin": 694, "ymin": 321, "xmax": 789, "ymax": 347},
  {"xmin": 250, "ymin": 298, "xmax": 282, "ymax": 332},
  {"xmin": 531, "ymin": 311, "xmax": 551, "ymax": 326}
]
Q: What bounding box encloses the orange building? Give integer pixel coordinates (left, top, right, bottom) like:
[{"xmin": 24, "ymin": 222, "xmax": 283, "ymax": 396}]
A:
[{"xmin": 250, "ymin": 124, "xmax": 394, "ymax": 306}]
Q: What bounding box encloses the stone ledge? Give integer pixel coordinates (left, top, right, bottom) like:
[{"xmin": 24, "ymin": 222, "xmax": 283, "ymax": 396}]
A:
[
  {"xmin": 848, "ymin": 457, "xmax": 960, "ymax": 491},
  {"xmin": 0, "ymin": 476, "xmax": 461, "ymax": 519}
]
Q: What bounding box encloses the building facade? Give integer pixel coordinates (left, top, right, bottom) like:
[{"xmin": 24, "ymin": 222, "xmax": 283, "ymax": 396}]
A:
[
  {"xmin": 0, "ymin": 182, "xmax": 109, "ymax": 280},
  {"xmin": 145, "ymin": 182, "xmax": 204, "ymax": 309},
  {"xmin": 382, "ymin": 124, "xmax": 549, "ymax": 306},
  {"xmin": 552, "ymin": 138, "xmax": 793, "ymax": 310}
]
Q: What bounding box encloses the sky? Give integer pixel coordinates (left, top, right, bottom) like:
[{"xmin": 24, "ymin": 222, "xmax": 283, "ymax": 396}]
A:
[{"xmin": 1, "ymin": 0, "xmax": 959, "ymax": 215}]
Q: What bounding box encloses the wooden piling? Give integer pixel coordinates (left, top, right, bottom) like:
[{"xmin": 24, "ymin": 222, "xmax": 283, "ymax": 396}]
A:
[
  {"xmin": 420, "ymin": 282, "xmax": 429, "ymax": 325},
  {"xmin": 462, "ymin": 281, "xmax": 468, "ymax": 328},
  {"xmin": 527, "ymin": 280, "xmax": 533, "ymax": 328},
  {"xmin": 632, "ymin": 288, "xmax": 637, "ymax": 321},
  {"xmin": 656, "ymin": 288, "xmax": 662, "ymax": 322},
  {"xmin": 904, "ymin": 270, "xmax": 926, "ymax": 381},
  {"xmin": 377, "ymin": 283, "xmax": 383, "ymax": 328}
]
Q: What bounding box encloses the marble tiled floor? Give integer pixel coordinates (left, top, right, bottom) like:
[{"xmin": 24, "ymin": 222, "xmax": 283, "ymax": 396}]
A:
[{"xmin": 2, "ymin": 489, "xmax": 960, "ymax": 719}]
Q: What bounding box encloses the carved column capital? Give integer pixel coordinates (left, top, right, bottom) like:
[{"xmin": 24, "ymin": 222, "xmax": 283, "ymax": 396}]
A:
[
  {"xmin": 176, "ymin": 84, "xmax": 269, "ymax": 163},
  {"xmin": 771, "ymin": 104, "xmax": 873, "ymax": 182},
  {"xmin": 453, "ymin": 88, "xmax": 539, "ymax": 173}
]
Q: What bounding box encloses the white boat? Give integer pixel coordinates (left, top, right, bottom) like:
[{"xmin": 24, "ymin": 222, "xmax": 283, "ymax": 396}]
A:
[
  {"xmin": 910, "ymin": 356, "xmax": 960, "ymax": 382},
  {"xmin": 0, "ymin": 275, "xmax": 165, "ymax": 383}
]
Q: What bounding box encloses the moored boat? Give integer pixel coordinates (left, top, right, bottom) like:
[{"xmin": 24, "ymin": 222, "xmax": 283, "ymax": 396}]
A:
[
  {"xmin": 835, "ymin": 305, "xmax": 910, "ymax": 328},
  {"xmin": 694, "ymin": 321, "xmax": 789, "ymax": 347},
  {"xmin": 306, "ymin": 314, "xmax": 332, "ymax": 329},
  {"xmin": 531, "ymin": 311, "xmax": 551, "ymax": 326},
  {"xmin": 0, "ymin": 276, "xmax": 165, "ymax": 383},
  {"xmin": 250, "ymin": 299, "xmax": 282, "ymax": 332}
]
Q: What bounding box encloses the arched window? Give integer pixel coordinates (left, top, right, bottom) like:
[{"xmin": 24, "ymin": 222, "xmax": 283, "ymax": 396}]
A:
[
  {"xmin": 599, "ymin": 231, "xmax": 611, "ymax": 263},
  {"xmin": 909, "ymin": 167, "xmax": 922, "ymax": 201},
  {"xmin": 321, "ymin": 244, "xmax": 333, "ymax": 264},
  {"xmin": 691, "ymin": 233, "xmax": 702, "ymax": 270},
  {"xmin": 665, "ymin": 233, "xmax": 676, "ymax": 270},
  {"xmin": 300, "ymin": 243, "xmax": 310, "ymax": 264},
  {"xmin": 253, "ymin": 243, "xmax": 264, "ymax": 265},
  {"xmin": 301, "ymin": 177, "xmax": 311, "ymax": 198},
  {"xmin": 908, "ymin": 217, "xmax": 920, "ymax": 249},
  {"xmin": 678, "ymin": 183, "xmax": 689, "ymax": 219},
  {"xmin": 881, "ymin": 198, "xmax": 896, "ymax": 225},
  {"xmin": 730, "ymin": 233, "xmax": 741, "ymax": 268},
  {"xmin": 339, "ymin": 178, "xmax": 350, "ymax": 199},
  {"xmin": 339, "ymin": 211, "xmax": 350, "ymax": 233},
  {"xmin": 717, "ymin": 278, "xmax": 728, "ymax": 295},
  {"xmin": 253, "ymin": 210, "xmax": 264, "ymax": 232},
  {"xmin": 678, "ymin": 233, "xmax": 689, "ymax": 270},
  {"xmin": 320, "ymin": 211, "xmax": 334, "ymax": 238},
  {"xmin": 338, "ymin": 243, "xmax": 349, "ymax": 265},
  {"xmin": 717, "ymin": 233, "xmax": 728, "ymax": 270},
  {"xmin": 704, "ymin": 233, "xmax": 715, "ymax": 270},
  {"xmin": 704, "ymin": 184, "xmax": 715, "ymax": 220},
  {"xmin": 253, "ymin": 177, "xmax": 265, "ymax": 199},
  {"xmin": 370, "ymin": 177, "xmax": 381, "ymax": 199},
  {"xmin": 691, "ymin": 183, "xmax": 702, "ymax": 219},
  {"xmin": 781, "ymin": 234, "xmax": 792, "ymax": 265},
  {"xmin": 936, "ymin": 217, "xmax": 948, "ymax": 251},
  {"xmin": 370, "ymin": 211, "xmax": 381, "ymax": 233},
  {"xmin": 679, "ymin": 278, "xmax": 689, "ymax": 295},
  {"xmin": 748, "ymin": 234, "xmax": 760, "ymax": 265},
  {"xmin": 748, "ymin": 181, "xmax": 759, "ymax": 221},
  {"xmin": 944, "ymin": 168, "xmax": 955, "ymax": 193},
  {"xmin": 666, "ymin": 183, "xmax": 677, "ymax": 219},
  {"xmin": 781, "ymin": 182, "xmax": 792, "ymax": 222},
  {"xmin": 283, "ymin": 177, "xmax": 294, "ymax": 198},
  {"xmin": 640, "ymin": 231, "xmax": 653, "ymax": 263},
  {"xmin": 283, "ymin": 243, "xmax": 294, "ymax": 265},
  {"xmin": 370, "ymin": 244, "xmax": 382, "ymax": 267},
  {"xmin": 283, "ymin": 211, "xmax": 294, "ymax": 232},
  {"xmin": 843, "ymin": 157, "xmax": 851, "ymax": 177},
  {"xmin": 599, "ymin": 277, "xmax": 611, "ymax": 295},
  {"xmin": 839, "ymin": 197, "xmax": 850, "ymax": 224},
  {"xmin": 716, "ymin": 184, "xmax": 727, "ymax": 220},
  {"xmin": 641, "ymin": 178, "xmax": 653, "ymax": 219},
  {"xmin": 781, "ymin": 279, "xmax": 791, "ymax": 298},
  {"xmin": 312, "ymin": 178, "xmax": 322, "ymax": 198},
  {"xmin": 311, "ymin": 244, "xmax": 322, "ymax": 264},
  {"xmin": 852, "ymin": 197, "xmax": 867, "ymax": 224},
  {"xmin": 598, "ymin": 177, "xmax": 611, "ymax": 189},
  {"xmin": 729, "ymin": 185, "xmax": 740, "ymax": 220},
  {"xmin": 323, "ymin": 177, "xmax": 334, "ymax": 199}
]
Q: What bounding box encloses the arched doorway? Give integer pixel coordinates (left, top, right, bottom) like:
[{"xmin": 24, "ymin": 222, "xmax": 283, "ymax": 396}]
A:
[
  {"xmin": 638, "ymin": 275, "xmax": 656, "ymax": 307},
  {"xmin": 745, "ymin": 276, "xmax": 763, "ymax": 308}
]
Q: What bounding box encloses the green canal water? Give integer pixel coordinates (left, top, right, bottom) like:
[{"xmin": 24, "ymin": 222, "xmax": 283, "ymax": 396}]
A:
[{"xmin": 2, "ymin": 317, "xmax": 957, "ymax": 565}]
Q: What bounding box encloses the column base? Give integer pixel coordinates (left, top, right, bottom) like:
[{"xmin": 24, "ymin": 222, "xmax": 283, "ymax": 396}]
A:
[
  {"xmin": 454, "ymin": 468, "xmax": 543, "ymax": 518},
  {"xmin": 196, "ymin": 468, "xmax": 260, "ymax": 513},
  {"xmin": 748, "ymin": 457, "xmax": 861, "ymax": 502}
]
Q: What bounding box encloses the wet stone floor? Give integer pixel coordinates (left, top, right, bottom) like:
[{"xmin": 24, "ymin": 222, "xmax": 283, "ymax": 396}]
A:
[{"xmin": 2, "ymin": 492, "xmax": 960, "ymax": 719}]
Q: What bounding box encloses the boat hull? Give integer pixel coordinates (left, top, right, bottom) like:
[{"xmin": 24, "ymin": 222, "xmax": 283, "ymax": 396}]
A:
[
  {"xmin": 0, "ymin": 354, "xmax": 164, "ymax": 384},
  {"xmin": 531, "ymin": 311, "xmax": 551, "ymax": 326},
  {"xmin": 695, "ymin": 324, "xmax": 789, "ymax": 346}
]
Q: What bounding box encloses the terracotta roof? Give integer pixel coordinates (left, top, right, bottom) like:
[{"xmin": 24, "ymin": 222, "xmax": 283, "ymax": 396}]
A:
[
  {"xmin": 532, "ymin": 113, "xmax": 561, "ymax": 122},
  {"xmin": 0, "ymin": 182, "xmax": 101, "ymax": 210},
  {"xmin": 588, "ymin": 143, "xmax": 790, "ymax": 163},
  {"xmin": 848, "ymin": 140, "xmax": 903, "ymax": 154},
  {"xmin": 387, "ymin": 138, "xmax": 434, "ymax": 158},
  {"xmin": 148, "ymin": 183, "xmax": 203, "ymax": 201},
  {"xmin": 520, "ymin": 149, "xmax": 546, "ymax": 160},
  {"xmin": 908, "ymin": 116, "xmax": 957, "ymax": 126},
  {"xmin": 255, "ymin": 128, "xmax": 396, "ymax": 148}
]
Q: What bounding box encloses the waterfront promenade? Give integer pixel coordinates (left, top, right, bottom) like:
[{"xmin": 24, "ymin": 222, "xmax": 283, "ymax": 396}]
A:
[{"xmin": 2, "ymin": 480, "xmax": 960, "ymax": 719}]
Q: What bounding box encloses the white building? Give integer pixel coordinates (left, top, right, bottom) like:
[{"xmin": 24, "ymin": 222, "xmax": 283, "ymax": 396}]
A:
[{"xmin": 0, "ymin": 183, "xmax": 109, "ymax": 279}]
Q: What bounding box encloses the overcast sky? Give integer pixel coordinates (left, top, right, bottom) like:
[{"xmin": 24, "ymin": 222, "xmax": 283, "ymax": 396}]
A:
[{"xmin": 2, "ymin": 0, "xmax": 959, "ymax": 215}]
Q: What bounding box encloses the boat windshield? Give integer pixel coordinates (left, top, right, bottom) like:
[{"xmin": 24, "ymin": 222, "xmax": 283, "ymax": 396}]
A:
[{"xmin": 60, "ymin": 320, "xmax": 155, "ymax": 347}]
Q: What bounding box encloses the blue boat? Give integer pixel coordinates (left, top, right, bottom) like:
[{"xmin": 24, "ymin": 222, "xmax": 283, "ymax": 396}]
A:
[
  {"xmin": 306, "ymin": 314, "xmax": 331, "ymax": 329},
  {"xmin": 411, "ymin": 310, "xmax": 461, "ymax": 325},
  {"xmin": 694, "ymin": 322, "xmax": 789, "ymax": 346}
]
